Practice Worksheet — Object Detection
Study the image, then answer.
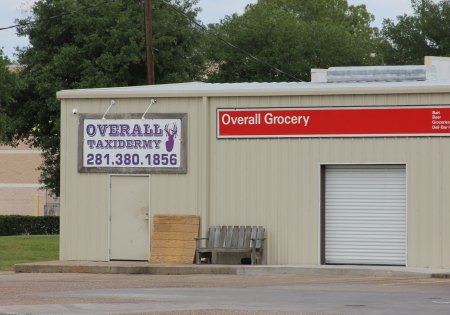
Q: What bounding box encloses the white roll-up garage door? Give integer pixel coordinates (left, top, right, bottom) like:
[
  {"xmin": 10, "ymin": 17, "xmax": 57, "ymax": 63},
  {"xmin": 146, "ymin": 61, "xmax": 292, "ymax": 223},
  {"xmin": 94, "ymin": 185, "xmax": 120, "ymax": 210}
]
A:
[{"xmin": 325, "ymin": 165, "xmax": 406, "ymax": 265}]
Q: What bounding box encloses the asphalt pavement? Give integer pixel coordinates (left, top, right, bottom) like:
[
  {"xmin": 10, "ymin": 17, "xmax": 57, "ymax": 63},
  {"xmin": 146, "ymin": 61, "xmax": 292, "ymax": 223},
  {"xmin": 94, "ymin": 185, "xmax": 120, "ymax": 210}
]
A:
[{"xmin": 1, "ymin": 270, "xmax": 450, "ymax": 314}]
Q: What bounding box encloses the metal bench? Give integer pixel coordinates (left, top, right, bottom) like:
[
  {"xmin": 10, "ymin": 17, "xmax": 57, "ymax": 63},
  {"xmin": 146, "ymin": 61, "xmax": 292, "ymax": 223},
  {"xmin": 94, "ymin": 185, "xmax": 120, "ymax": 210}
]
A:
[{"xmin": 195, "ymin": 225, "xmax": 265, "ymax": 265}]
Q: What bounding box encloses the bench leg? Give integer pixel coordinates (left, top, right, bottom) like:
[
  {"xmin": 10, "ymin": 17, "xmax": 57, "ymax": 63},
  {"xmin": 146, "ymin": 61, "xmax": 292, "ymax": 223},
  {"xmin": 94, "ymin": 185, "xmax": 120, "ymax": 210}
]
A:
[
  {"xmin": 196, "ymin": 252, "xmax": 212, "ymax": 264},
  {"xmin": 195, "ymin": 251, "xmax": 200, "ymax": 264},
  {"xmin": 255, "ymin": 252, "xmax": 261, "ymax": 265},
  {"xmin": 205, "ymin": 252, "xmax": 212, "ymax": 264},
  {"xmin": 251, "ymin": 249, "xmax": 263, "ymax": 265}
]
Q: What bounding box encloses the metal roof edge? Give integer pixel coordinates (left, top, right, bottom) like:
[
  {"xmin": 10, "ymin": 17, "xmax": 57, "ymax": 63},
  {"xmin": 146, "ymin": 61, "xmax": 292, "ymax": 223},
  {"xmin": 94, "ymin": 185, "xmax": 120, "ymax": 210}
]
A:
[{"xmin": 56, "ymin": 82, "xmax": 450, "ymax": 100}]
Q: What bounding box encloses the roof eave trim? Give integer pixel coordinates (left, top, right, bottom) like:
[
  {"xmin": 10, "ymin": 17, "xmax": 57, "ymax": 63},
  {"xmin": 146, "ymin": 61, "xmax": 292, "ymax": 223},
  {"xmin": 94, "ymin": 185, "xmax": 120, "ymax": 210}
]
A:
[{"xmin": 56, "ymin": 85, "xmax": 450, "ymax": 99}]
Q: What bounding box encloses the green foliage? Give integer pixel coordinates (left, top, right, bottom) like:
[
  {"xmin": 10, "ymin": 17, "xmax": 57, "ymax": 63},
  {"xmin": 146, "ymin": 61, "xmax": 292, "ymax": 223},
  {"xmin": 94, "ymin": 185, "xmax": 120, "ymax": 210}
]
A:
[
  {"xmin": 0, "ymin": 235, "xmax": 59, "ymax": 270},
  {"xmin": 1, "ymin": 0, "xmax": 204, "ymax": 195},
  {"xmin": 0, "ymin": 50, "xmax": 14, "ymax": 104},
  {"xmin": 0, "ymin": 50, "xmax": 18, "ymax": 143},
  {"xmin": 381, "ymin": 0, "xmax": 450, "ymax": 65},
  {"xmin": 0, "ymin": 215, "xmax": 60, "ymax": 236},
  {"xmin": 205, "ymin": 0, "xmax": 382, "ymax": 82}
]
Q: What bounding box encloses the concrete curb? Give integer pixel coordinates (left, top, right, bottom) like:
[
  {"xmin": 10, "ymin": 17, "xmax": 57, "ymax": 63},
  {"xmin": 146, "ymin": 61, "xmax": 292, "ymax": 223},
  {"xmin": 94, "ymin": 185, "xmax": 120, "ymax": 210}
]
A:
[
  {"xmin": 15, "ymin": 263, "xmax": 239, "ymax": 275},
  {"xmin": 236, "ymin": 266, "xmax": 436, "ymax": 278},
  {"xmin": 14, "ymin": 261, "xmax": 450, "ymax": 279}
]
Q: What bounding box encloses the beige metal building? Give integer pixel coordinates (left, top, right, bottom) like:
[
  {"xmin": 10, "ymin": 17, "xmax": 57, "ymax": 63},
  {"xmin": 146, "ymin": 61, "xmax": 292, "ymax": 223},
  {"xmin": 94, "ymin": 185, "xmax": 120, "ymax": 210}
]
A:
[
  {"xmin": 57, "ymin": 59, "xmax": 450, "ymax": 269},
  {"xmin": 0, "ymin": 143, "xmax": 47, "ymax": 216}
]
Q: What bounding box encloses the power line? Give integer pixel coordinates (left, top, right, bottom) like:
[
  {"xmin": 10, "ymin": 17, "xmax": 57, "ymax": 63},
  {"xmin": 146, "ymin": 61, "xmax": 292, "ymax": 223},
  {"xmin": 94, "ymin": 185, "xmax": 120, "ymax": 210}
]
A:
[
  {"xmin": 0, "ymin": 0, "xmax": 112, "ymax": 31},
  {"xmin": 161, "ymin": 1, "xmax": 302, "ymax": 81},
  {"xmin": 1, "ymin": 0, "xmax": 302, "ymax": 81},
  {"xmin": 0, "ymin": 24, "xmax": 17, "ymax": 31}
]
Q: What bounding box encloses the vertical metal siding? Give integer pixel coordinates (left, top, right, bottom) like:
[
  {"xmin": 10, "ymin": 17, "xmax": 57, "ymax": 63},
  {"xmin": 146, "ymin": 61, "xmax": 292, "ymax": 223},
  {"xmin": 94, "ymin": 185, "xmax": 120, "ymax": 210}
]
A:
[
  {"xmin": 61, "ymin": 92, "xmax": 450, "ymax": 268},
  {"xmin": 60, "ymin": 97, "xmax": 204, "ymax": 261},
  {"xmin": 325, "ymin": 165, "xmax": 406, "ymax": 265},
  {"xmin": 208, "ymin": 94, "xmax": 450, "ymax": 267},
  {"xmin": 61, "ymin": 99, "xmax": 110, "ymax": 261},
  {"xmin": 149, "ymin": 97, "xmax": 206, "ymax": 216}
]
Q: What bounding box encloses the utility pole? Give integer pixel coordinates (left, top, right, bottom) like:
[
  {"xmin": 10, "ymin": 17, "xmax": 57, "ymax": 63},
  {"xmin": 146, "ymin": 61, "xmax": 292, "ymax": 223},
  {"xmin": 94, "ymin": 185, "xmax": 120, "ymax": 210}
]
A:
[{"xmin": 144, "ymin": 0, "xmax": 155, "ymax": 85}]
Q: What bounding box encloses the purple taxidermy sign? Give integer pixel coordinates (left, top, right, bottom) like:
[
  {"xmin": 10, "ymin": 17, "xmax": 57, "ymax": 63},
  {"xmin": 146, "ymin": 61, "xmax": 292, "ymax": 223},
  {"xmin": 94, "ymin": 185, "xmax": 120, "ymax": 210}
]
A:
[{"xmin": 81, "ymin": 118, "xmax": 183, "ymax": 170}]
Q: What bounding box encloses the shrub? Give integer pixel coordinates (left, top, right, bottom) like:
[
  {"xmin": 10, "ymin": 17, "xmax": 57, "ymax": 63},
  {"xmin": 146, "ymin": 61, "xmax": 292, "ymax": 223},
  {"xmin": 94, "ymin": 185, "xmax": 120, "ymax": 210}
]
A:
[{"xmin": 0, "ymin": 215, "xmax": 59, "ymax": 236}]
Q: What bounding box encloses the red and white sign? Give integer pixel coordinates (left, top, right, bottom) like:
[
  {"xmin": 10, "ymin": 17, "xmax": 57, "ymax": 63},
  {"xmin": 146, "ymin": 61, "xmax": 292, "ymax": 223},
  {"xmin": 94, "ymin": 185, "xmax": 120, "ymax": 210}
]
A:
[{"xmin": 217, "ymin": 107, "xmax": 450, "ymax": 138}]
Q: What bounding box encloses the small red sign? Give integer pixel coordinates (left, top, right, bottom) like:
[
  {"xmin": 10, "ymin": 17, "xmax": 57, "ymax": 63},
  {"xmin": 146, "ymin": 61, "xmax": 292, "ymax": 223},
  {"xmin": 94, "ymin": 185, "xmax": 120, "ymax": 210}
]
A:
[{"xmin": 217, "ymin": 107, "xmax": 450, "ymax": 138}]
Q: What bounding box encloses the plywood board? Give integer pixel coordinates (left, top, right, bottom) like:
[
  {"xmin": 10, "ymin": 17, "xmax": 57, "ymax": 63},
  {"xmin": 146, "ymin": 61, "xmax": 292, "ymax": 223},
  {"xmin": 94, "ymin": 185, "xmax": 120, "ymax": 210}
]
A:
[{"xmin": 150, "ymin": 214, "xmax": 199, "ymax": 264}]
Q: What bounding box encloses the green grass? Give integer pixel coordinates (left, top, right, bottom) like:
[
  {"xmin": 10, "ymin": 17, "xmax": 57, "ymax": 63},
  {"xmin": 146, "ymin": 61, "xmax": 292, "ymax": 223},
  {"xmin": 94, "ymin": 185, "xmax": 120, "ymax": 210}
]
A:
[{"xmin": 0, "ymin": 235, "xmax": 59, "ymax": 270}]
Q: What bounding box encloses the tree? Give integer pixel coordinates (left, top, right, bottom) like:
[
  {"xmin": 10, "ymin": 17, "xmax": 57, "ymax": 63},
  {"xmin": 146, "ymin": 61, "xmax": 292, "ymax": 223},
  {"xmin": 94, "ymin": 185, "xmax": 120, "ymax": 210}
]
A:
[
  {"xmin": 0, "ymin": 0, "xmax": 204, "ymax": 195},
  {"xmin": 204, "ymin": 0, "xmax": 382, "ymax": 82},
  {"xmin": 381, "ymin": 0, "xmax": 450, "ymax": 65},
  {"xmin": 0, "ymin": 50, "xmax": 18, "ymax": 143}
]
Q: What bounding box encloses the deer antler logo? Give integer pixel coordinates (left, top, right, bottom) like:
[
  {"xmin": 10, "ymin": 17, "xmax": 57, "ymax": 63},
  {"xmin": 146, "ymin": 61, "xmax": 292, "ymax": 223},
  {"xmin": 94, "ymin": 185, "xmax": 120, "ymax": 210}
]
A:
[{"xmin": 164, "ymin": 123, "xmax": 178, "ymax": 152}]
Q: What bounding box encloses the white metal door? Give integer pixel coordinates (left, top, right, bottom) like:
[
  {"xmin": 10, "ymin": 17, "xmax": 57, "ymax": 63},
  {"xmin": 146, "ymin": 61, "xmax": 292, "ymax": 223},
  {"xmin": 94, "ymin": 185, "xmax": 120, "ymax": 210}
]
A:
[
  {"xmin": 110, "ymin": 176, "xmax": 150, "ymax": 260},
  {"xmin": 324, "ymin": 165, "xmax": 406, "ymax": 265}
]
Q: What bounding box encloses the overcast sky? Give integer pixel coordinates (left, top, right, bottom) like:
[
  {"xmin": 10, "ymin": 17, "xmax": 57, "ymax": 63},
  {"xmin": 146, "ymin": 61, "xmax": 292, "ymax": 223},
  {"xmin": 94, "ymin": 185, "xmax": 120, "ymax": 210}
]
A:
[{"xmin": 0, "ymin": 0, "xmax": 419, "ymax": 61}]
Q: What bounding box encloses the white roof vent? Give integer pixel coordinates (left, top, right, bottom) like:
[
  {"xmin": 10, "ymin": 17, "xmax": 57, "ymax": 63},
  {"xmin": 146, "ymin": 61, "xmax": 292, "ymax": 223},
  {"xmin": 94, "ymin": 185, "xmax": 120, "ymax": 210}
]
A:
[
  {"xmin": 326, "ymin": 66, "xmax": 433, "ymax": 83},
  {"xmin": 425, "ymin": 56, "xmax": 450, "ymax": 80}
]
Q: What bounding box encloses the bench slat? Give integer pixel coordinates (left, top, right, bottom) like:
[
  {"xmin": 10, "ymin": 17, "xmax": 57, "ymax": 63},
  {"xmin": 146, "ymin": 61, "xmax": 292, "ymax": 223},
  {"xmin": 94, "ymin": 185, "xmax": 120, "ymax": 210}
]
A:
[
  {"xmin": 197, "ymin": 248, "xmax": 251, "ymax": 253},
  {"xmin": 255, "ymin": 226, "xmax": 265, "ymax": 249},
  {"xmin": 219, "ymin": 226, "xmax": 227, "ymax": 248},
  {"xmin": 207, "ymin": 227, "xmax": 215, "ymax": 248},
  {"xmin": 213, "ymin": 226, "xmax": 221, "ymax": 248},
  {"xmin": 237, "ymin": 226, "xmax": 245, "ymax": 249},
  {"xmin": 231, "ymin": 226, "xmax": 239, "ymax": 248},
  {"xmin": 243, "ymin": 226, "xmax": 252, "ymax": 248},
  {"xmin": 225, "ymin": 226, "xmax": 233, "ymax": 248},
  {"xmin": 250, "ymin": 226, "xmax": 257, "ymax": 248}
]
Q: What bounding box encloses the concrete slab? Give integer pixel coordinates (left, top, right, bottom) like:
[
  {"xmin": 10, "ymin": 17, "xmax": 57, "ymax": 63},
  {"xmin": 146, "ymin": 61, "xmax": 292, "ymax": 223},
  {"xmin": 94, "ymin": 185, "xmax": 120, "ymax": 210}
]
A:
[{"xmin": 14, "ymin": 260, "xmax": 450, "ymax": 279}]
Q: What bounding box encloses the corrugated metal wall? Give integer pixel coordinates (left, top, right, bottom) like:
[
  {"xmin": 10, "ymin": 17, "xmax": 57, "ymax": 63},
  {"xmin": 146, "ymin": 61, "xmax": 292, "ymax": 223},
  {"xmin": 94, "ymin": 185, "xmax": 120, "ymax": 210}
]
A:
[
  {"xmin": 61, "ymin": 92, "xmax": 450, "ymax": 268},
  {"xmin": 60, "ymin": 97, "xmax": 206, "ymax": 261},
  {"xmin": 208, "ymin": 94, "xmax": 450, "ymax": 268}
]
